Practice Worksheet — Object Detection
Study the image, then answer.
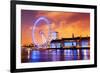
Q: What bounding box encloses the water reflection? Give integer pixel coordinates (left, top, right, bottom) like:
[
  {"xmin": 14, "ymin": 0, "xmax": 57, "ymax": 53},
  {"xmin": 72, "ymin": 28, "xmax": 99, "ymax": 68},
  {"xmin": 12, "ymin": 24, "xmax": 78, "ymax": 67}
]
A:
[{"xmin": 21, "ymin": 48, "xmax": 90, "ymax": 63}]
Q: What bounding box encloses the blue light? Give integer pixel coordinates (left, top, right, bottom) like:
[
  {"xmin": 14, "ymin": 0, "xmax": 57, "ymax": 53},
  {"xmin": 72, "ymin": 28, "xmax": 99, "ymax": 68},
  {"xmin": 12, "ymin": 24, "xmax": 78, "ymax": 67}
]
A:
[
  {"xmin": 81, "ymin": 40, "xmax": 88, "ymax": 47},
  {"xmin": 73, "ymin": 42, "xmax": 76, "ymax": 46},
  {"xmin": 31, "ymin": 50, "xmax": 40, "ymax": 60},
  {"xmin": 52, "ymin": 50, "xmax": 57, "ymax": 61},
  {"xmin": 64, "ymin": 50, "xmax": 73, "ymax": 60},
  {"xmin": 64, "ymin": 41, "xmax": 77, "ymax": 47},
  {"xmin": 73, "ymin": 50, "xmax": 78, "ymax": 60},
  {"xmin": 56, "ymin": 43, "xmax": 61, "ymax": 48},
  {"xmin": 64, "ymin": 42, "xmax": 72, "ymax": 47},
  {"xmin": 56, "ymin": 50, "xmax": 60, "ymax": 55},
  {"xmin": 50, "ymin": 43, "xmax": 56, "ymax": 48}
]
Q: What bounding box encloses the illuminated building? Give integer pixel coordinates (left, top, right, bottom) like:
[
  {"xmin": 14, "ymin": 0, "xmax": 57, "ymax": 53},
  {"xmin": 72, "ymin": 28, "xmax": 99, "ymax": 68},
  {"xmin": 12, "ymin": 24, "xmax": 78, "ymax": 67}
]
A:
[
  {"xmin": 51, "ymin": 32, "xmax": 58, "ymax": 40},
  {"xmin": 50, "ymin": 35, "xmax": 90, "ymax": 48},
  {"xmin": 50, "ymin": 35, "xmax": 90, "ymax": 60}
]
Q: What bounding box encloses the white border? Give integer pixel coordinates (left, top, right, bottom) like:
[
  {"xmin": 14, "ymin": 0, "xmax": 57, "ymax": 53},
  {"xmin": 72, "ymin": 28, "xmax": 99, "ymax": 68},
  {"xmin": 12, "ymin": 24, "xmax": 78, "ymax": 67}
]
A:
[{"xmin": 16, "ymin": 4, "xmax": 94, "ymax": 69}]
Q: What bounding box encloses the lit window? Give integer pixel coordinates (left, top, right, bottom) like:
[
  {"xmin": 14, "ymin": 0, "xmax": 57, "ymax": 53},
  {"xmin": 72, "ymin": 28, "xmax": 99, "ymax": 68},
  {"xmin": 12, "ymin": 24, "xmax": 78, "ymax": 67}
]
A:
[
  {"xmin": 81, "ymin": 40, "xmax": 88, "ymax": 47},
  {"xmin": 73, "ymin": 42, "xmax": 76, "ymax": 46},
  {"xmin": 50, "ymin": 43, "xmax": 56, "ymax": 48},
  {"xmin": 56, "ymin": 43, "xmax": 61, "ymax": 48},
  {"xmin": 64, "ymin": 42, "xmax": 72, "ymax": 47}
]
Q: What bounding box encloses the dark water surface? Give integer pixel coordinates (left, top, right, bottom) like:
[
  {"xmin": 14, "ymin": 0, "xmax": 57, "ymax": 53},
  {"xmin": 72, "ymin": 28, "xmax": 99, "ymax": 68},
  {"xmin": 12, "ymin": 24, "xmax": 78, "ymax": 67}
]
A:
[{"xmin": 21, "ymin": 48, "xmax": 90, "ymax": 63}]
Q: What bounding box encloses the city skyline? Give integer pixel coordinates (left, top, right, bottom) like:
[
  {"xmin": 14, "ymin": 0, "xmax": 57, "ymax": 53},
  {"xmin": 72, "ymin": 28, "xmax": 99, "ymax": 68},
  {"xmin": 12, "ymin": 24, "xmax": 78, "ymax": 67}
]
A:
[{"xmin": 21, "ymin": 10, "xmax": 90, "ymax": 45}]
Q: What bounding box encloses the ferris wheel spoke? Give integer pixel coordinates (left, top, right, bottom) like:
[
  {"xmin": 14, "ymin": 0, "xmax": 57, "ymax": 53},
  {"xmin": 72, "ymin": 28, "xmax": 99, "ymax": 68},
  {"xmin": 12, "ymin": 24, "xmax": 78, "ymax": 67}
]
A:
[{"xmin": 32, "ymin": 16, "xmax": 51, "ymax": 49}]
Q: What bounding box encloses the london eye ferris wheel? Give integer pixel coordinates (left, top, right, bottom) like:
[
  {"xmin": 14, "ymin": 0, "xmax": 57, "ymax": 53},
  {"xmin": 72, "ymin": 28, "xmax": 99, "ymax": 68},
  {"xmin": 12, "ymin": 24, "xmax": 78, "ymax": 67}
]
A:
[{"xmin": 32, "ymin": 16, "xmax": 52, "ymax": 49}]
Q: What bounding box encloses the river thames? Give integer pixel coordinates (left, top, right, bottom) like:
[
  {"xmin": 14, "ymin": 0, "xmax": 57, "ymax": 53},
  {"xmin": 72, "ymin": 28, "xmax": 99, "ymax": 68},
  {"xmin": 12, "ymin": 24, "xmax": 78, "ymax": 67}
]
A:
[{"xmin": 21, "ymin": 48, "xmax": 90, "ymax": 63}]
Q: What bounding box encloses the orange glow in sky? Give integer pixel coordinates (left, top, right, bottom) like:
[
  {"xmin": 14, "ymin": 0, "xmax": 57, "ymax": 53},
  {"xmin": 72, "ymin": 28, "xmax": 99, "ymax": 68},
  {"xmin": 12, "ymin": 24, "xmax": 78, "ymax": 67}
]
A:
[{"xmin": 21, "ymin": 10, "xmax": 90, "ymax": 45}]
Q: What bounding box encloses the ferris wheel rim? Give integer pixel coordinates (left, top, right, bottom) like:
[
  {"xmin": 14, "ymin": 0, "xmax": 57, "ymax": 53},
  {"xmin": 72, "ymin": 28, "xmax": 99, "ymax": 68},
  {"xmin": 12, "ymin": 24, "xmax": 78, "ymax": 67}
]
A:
[{"xmin": 32, "ymin": 16, "xmax": 51, "ymax": 47}]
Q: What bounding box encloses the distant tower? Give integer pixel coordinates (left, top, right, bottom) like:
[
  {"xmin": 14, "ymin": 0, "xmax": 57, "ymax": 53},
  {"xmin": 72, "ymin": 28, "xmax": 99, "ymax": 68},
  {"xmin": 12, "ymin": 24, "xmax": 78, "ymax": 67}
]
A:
[
  {"xmin": 72, "ymin": 33, "xmax": 74, "ymax": 38},
  {"xmin": 51, "ymin": 32, "xmax": 58, "ymax": 40},
  {"xmin": 72, "ymin": 33, "xmax": 74, "ymax": 46}
]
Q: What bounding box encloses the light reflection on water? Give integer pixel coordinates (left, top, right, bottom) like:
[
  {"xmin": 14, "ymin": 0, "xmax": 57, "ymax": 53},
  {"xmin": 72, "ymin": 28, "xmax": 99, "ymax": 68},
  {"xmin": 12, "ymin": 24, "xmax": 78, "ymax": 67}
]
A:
[{"xmin": 21, "ymin": 49, "xmax": 90, "ymax": 63}]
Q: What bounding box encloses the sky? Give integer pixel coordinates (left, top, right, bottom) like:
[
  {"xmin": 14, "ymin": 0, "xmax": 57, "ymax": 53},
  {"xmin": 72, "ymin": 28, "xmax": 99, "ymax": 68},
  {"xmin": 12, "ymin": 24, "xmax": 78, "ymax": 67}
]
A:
[{"xmin": 21, "ymin": 10, "xmax": 90, "ymax": 45}]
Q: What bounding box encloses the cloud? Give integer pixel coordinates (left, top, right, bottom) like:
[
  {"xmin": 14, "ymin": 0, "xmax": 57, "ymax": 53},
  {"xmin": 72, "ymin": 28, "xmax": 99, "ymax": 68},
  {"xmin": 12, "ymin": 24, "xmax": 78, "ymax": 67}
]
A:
[{"xmin": 21, "ymin": 10, "xmax": 90, "ymax": 45}]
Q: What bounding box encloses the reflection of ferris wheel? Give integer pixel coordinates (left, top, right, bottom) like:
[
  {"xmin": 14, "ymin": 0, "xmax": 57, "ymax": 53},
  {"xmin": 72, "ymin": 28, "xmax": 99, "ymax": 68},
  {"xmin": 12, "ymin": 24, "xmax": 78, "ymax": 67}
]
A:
[{"xmin": 32, "ymin": 16, "xmax": 51, "ymax": 48}]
